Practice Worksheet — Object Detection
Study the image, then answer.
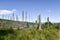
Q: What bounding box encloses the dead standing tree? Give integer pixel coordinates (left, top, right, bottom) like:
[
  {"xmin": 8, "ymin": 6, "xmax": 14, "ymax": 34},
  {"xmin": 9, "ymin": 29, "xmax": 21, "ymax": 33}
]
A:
[
  {"xmin": 37, "ymin": 15, "xmax": 41, "ymax": 30},
  {"xmin": 22, "ymin": 11, "xmax": 24, "ymax": 27},
  {"xmin": 47, "ymin": 17, "xmax": 49, "ymax": 29},
  {"xmin": 16, "ymin": 15, "xmax": 18, "ymax": 21}
]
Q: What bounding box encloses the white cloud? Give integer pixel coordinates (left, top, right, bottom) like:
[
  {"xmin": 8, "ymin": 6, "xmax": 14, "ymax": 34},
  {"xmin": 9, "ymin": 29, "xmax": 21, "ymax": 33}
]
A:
[{"xmin": 0, "ymin": 9, "xmax": 16, "ymax": 14}]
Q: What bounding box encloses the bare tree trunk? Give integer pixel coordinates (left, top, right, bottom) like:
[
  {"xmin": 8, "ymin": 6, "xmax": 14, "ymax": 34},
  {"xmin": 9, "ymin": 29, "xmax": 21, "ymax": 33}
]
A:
[
  {"xmin": 47, "ymin": 17, "xmax": 49, "ymax": 29},
  {"xmin": 37, "ymin": 15, "xmax": 41, "ymax": 30}
]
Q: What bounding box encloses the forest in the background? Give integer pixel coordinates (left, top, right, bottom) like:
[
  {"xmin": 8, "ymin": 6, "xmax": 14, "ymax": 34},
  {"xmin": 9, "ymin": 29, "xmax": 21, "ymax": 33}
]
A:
[{"xmin": 0, "ymin": 20, "xmax": 59, "ymax": 40}]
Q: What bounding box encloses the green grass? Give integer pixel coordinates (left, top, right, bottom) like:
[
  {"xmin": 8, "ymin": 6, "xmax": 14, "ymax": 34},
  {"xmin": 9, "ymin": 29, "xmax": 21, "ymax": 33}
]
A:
[{"xmin": 0, "ymin": 27, "xmax": 59, "ymax": 40}]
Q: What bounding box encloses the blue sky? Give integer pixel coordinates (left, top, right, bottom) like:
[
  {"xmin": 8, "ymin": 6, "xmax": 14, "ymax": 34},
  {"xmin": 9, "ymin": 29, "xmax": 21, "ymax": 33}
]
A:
[{"xmin": 0, "ymin": 0, "xmax": 60, "ymax": 23}]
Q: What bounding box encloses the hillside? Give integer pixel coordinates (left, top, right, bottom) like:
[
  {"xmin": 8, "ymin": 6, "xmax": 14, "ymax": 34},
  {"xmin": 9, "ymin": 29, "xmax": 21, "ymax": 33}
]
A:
[
  {"xmin": 0, "ymin": 19, "xmax": 38, "ymax": 29},
  {"xmin": 0, "ymin": 19, "xmax": 60, "ymax": 29}
]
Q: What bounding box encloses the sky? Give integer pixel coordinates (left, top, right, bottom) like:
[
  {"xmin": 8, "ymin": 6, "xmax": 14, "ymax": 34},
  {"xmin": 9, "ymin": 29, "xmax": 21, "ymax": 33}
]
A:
[{"xmin": 0, "ymin": 0, "xmax": 60, "ymax": 23}]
